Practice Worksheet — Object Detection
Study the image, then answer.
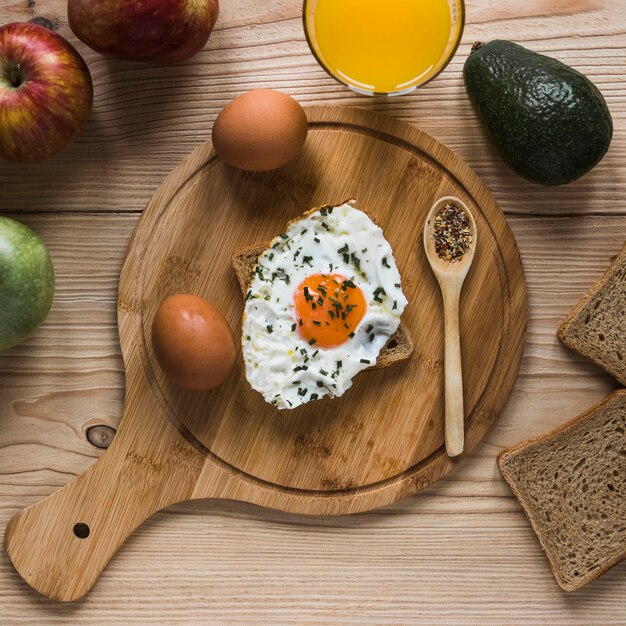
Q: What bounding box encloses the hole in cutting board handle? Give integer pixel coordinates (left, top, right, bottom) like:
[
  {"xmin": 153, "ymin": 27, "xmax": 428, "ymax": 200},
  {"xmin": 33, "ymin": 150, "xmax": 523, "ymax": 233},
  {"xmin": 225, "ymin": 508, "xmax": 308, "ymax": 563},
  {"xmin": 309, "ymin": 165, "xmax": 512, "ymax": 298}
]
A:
[{"xmin": 73, "ymin": 523, "xmax": 90, "ymax": 539}]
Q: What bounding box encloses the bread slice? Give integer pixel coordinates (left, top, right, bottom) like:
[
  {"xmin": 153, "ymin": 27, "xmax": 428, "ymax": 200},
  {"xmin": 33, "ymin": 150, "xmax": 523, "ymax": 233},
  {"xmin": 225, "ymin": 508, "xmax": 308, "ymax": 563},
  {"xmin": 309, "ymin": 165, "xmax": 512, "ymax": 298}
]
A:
[
  {"xmin": 558, "ymin": 242, "xmax": 626, "ymax": 385},
  {"xmin": 232, "ymin": 242, "xmax": 413, "ymax": 369},
  {"xmin": 498, "ymin": 389, "xmax": 626, "ymax": 592}
]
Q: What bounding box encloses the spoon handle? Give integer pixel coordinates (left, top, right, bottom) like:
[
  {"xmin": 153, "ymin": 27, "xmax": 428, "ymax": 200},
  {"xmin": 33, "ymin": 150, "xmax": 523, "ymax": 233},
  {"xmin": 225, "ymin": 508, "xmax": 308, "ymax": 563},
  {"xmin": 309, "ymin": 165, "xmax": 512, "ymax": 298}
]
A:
[{"xmin": 442, "ymin": 284, "xmax": 464, "ymax": 457}]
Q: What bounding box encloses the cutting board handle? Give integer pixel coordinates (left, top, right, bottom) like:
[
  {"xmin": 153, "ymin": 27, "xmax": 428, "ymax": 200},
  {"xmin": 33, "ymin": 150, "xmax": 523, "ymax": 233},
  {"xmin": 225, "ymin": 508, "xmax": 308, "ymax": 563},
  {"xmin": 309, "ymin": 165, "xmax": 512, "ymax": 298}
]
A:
[{"xmin": 4, "ymin": 396, "xmax": 207, "ymax": 602}]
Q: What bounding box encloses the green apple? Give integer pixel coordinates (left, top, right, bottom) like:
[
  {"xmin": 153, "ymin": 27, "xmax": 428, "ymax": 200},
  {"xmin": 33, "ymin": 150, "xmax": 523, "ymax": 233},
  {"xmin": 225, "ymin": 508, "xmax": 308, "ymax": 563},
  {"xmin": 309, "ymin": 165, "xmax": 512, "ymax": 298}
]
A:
[{"xmin": 0, "ymin": 217, "xmax": 55, "ymax": 351}]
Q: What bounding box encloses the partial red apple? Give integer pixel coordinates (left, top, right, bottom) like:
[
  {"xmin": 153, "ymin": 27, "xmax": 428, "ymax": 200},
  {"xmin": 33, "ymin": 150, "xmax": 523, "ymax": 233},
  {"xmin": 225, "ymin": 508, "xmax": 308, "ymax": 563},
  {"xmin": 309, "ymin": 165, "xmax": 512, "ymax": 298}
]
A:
[
  {"xmin": 0, "ymin": 22, "xmax": 93, "ymax": 162},
  {"xmin": 68, "ymin": 0, "xmax": 219, "ymax": 64}
]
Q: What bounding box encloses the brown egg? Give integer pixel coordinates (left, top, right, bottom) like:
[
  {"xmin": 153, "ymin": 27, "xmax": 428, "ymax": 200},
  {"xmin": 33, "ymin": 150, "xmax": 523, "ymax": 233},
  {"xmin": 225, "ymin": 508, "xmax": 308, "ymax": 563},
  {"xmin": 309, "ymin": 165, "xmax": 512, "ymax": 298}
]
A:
[
  {"xmin": 212, "ymin": 89, "xmax": 308, "ymax": 172},
  {"xmin": 152, "ymin": 294, "xmax": 236, "ymax": 390}
]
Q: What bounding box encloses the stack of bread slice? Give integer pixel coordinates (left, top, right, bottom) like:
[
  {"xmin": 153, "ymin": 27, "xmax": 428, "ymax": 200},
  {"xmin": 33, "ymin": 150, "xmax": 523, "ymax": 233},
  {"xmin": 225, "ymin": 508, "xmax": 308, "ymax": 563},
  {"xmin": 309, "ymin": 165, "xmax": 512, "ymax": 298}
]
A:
[{"xmin": 498, "ymin": 242, "xmax": 626, "ymax": 591}]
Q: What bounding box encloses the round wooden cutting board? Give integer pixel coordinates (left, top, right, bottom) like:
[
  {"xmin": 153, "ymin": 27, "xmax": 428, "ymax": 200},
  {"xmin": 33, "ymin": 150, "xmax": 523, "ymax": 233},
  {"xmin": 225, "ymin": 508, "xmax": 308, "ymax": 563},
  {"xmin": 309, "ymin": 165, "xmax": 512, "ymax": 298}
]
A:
[{"xmin": 5, "ymin": 107, "xmax": 527, "ymax": 602}]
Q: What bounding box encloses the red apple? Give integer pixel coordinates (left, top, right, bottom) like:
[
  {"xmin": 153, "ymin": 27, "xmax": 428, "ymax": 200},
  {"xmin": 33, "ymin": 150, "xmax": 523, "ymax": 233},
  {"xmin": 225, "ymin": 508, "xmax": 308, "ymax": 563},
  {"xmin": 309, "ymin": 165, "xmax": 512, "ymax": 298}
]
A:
[
  {"xmin": 0, "ymin": 22, "xmax": 93, "ymax": 162},
  {"xmin": 68, "ymin": 0, "xmax": 219, "ymax": 64}
]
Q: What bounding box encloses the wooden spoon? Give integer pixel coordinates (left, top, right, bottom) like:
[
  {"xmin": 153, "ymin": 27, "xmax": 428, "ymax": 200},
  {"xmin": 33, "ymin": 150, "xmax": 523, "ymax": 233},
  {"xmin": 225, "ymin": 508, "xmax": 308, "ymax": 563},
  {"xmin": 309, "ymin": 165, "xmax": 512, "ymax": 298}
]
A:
[{"xmin": 423, "ymin": 196, "xmax": 477, "ymax": 457}]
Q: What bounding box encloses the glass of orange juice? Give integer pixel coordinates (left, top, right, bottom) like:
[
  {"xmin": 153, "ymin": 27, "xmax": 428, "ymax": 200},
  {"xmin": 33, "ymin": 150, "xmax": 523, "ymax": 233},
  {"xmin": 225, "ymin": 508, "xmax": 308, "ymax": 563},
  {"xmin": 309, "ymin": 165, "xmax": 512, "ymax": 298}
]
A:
[{"xmin": 303, "ymin": 0, "xmax": 465, "ymax": 96}]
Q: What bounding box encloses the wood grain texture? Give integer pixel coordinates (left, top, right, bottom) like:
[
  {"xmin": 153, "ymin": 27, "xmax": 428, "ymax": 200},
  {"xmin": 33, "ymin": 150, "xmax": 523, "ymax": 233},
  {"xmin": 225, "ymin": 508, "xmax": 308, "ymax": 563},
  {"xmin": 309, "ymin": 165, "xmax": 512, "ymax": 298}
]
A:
[
  {"xmin": 0, "ymin": 0, "xmax": 625, "ymax": 621},
  {"xmin": 4, "ymin": 107, "xmax": 527, "ymax": 601}
]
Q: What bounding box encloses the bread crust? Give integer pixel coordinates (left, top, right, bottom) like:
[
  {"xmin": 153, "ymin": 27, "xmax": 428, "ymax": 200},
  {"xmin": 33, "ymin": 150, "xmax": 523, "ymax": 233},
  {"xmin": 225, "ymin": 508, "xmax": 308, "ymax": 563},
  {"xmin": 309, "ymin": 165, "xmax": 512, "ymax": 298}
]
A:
[{"xmin": 497, "ymin": 389, "xmax": 626, "ymax": 592}]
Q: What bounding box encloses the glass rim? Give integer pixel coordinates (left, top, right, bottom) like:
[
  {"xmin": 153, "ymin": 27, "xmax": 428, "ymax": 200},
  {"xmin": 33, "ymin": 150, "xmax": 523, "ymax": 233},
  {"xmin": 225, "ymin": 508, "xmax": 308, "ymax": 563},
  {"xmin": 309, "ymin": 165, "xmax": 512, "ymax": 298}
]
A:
[{"xmin": 302, "ymin": 0, "xmax": 466, "ymax": 96}]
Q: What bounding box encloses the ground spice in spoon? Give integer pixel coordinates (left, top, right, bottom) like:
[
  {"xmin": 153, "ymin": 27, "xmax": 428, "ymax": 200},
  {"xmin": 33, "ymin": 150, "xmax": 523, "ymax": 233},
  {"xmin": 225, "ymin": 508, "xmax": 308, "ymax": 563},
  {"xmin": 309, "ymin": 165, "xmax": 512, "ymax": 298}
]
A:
[{"xmin": 433, "ymin": 203, "xmax": 473, "ymax": 263}]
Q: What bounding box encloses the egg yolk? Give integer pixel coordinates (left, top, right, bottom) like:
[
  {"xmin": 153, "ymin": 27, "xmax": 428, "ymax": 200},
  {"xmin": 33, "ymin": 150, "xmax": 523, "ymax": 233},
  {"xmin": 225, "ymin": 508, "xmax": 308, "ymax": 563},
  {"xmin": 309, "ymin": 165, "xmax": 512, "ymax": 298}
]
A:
[{"xmin": 293, "ymin": 274, "xmax": 366, "ymax": 348}]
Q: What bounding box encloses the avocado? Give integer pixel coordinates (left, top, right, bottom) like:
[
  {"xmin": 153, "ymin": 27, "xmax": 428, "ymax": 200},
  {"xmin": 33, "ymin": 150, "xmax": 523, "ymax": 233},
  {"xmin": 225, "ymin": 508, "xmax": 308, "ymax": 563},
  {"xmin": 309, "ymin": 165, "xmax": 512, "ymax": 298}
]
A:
[{"xmin": 463, "ymin": 40, "xmax": 613, "ymax": 186}]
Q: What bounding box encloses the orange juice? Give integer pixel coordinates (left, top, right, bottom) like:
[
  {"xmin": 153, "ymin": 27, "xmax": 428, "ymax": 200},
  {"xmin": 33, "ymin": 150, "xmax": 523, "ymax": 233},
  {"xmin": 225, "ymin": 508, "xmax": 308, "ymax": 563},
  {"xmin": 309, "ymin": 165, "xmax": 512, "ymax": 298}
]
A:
[{"xmin": 305, "ymin": 0, "xmax": 463, "ymax": 95}]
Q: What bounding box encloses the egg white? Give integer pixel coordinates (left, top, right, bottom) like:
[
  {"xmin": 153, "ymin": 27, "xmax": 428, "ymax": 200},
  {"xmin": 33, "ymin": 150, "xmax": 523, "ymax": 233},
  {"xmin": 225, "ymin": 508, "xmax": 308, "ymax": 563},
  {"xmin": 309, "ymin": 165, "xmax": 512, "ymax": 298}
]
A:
[{"xmin": 242, "ymin": 202, "xmax": 408, "ymax": 409}]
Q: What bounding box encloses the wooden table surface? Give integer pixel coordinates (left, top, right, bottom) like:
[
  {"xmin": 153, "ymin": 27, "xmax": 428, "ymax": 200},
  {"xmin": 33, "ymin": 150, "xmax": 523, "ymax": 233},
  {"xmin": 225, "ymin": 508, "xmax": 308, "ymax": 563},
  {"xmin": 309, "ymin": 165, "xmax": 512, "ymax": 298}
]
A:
[{"xmin": 1, "ymin": 0, "xmax": 624, "ymax": 623}]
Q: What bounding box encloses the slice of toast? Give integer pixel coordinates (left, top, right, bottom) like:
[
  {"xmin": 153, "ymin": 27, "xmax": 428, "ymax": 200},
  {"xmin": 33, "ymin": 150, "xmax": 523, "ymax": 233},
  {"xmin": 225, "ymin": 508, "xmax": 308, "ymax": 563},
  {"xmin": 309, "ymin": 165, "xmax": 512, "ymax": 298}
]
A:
[
  {"xmin": 558, "ymin": 242, "xmax": 626, "ymax": 385},
  {"xmin": 498, "ymin": 389, "xmax": 626, "ymax": 592},
  {"xmin": 232, "ymin": 242, "xmax": 413, "ymax": 369}
]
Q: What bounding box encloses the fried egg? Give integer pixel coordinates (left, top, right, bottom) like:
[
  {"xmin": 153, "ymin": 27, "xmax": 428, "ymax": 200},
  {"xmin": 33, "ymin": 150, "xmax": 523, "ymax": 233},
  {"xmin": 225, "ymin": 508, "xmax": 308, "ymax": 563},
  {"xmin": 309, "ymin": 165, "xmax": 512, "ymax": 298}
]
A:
[{"xmin": 242, "ymin": 202, "xmax": 408, "ymax": 409}]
